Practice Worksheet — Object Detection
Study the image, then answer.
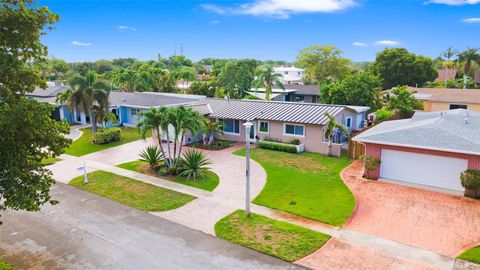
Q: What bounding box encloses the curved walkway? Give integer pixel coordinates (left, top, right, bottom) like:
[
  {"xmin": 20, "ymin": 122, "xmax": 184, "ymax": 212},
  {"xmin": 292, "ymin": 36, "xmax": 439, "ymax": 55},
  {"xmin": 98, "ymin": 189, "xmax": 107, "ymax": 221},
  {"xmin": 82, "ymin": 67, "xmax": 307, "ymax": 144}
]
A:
[{"xmin": 342, "ymin": 160, "xmax": 480, "ymax": 256}]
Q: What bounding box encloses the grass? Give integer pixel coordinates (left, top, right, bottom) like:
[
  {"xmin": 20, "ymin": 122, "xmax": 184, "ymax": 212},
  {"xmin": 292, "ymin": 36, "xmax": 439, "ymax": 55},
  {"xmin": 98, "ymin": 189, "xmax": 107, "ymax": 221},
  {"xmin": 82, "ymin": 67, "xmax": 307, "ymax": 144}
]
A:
[
  {"xmin": 41, "ymin": 157, "xmax": 61, "ymax": 165},
  {"xmin": 458, "ymin": 246, "xmax": 480, "ymax": 264},
  {"xmin": 234, "ymin": 148, "xmax": 354, "ymax": 226},
  {"xmin": 64, "ymin": 127, "xmax": 151, "ymax": 156},
  {"xmin": 116, "ymin": 160, "xmax": 220, "ymax": 191},
  {"xmin": 215, "ymin": 210, "xmax": 330, "ymax": 262},
  {"xmin": 0, "ymin": 260, "xmax": 15, "ymax": 270},
  {"xmin": 69, "ymin": 170, "xmax": 195, "ymax": 211}
]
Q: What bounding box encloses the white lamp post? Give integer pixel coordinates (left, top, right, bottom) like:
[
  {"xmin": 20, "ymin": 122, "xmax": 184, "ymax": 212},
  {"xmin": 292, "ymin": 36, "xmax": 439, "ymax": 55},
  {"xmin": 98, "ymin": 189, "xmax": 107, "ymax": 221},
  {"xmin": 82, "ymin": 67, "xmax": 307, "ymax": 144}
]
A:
[{"xmin": 243, "ymin": 121, "xmax": 253, "ymax": 218}]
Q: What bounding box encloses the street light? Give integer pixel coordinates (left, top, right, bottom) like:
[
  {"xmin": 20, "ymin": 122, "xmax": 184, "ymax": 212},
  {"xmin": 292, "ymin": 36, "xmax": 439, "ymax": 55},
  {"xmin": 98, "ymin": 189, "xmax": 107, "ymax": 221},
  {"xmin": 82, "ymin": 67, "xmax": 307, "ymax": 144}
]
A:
[{"xmin": 243, "ymin": 121, "xmax": 253, "ymax": 218}]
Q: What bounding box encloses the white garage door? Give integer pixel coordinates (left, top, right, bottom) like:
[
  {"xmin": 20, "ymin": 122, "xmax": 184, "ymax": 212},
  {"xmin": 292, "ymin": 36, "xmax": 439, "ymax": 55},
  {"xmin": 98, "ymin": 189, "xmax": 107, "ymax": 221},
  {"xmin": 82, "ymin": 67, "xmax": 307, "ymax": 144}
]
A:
[{"xmin": 380, "ymin": 149, "xmax": 467, "ymax": 191}]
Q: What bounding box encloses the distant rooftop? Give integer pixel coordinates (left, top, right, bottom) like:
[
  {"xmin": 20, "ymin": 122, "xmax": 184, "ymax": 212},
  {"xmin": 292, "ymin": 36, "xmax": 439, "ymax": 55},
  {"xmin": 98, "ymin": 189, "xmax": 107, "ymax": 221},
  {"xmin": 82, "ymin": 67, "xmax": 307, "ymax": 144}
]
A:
[
  {"xmin": 109, "ymin": 92, "xmax": 205, "ymax": 108},
  {"xmin": 354, "ymin": 109, "xmax": 480, "ymax": 155},
  {"xmin": 435, "ymin": 69, "xmax": 457, "ymax": 82},
  {"xmin": 273, "ymin": 66, "xmax": 304, "ymax": 72},
  {"xmin": 409, "ymin": 87, "xmax": 480, "ymax": 104}
]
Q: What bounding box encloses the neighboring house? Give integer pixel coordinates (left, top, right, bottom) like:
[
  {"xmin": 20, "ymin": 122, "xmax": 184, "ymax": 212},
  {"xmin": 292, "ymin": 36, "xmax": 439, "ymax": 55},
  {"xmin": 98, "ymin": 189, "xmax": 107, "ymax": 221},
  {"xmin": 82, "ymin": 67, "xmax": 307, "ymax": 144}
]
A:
[
  {"xmin": 409, "ymin": 87, "xmax": 480, "ymax": 112},
  {"xmin": 188, "ymin": 98, "xmax": 369, "ymax": 156},
  {"xmin": 353, "ymin": 109, "xmax": 480, "ymax": 194},
  {"xmin": 26, "ymin": 85, "xmax": 74, "ymax": 123},
  {"xmin": 475, "ymin": 69, "xmax": 480, "ymax": 87},
  {"xmin": 434, "ymin": 69, "xmax": 457, "ymax": 82},
  {"xmin": 245, "ymin": 84, "xmax": 320, "ymax": 103},
  {"xmin": 273, "ymin": 66, "xmax": 304, "ymax": 84}
]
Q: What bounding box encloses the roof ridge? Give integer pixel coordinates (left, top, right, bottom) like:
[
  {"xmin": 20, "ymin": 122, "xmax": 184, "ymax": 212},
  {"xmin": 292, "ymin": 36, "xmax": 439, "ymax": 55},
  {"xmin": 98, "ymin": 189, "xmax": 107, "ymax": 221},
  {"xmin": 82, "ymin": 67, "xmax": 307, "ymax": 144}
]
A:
[{"xmin": 206, "ymin": 97, "xmax": 352, "ymax": 108}]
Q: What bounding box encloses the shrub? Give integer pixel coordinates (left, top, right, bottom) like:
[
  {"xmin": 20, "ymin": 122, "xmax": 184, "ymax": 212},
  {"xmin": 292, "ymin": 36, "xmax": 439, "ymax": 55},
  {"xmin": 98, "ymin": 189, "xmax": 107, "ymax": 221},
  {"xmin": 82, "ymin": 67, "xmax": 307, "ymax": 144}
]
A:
[
  {"xmin": 139, "ymin": 145, "xmax": 163, "ymax": 169},
  {"xmin": 289, "ymin": 138, "xmax": 301, "ymax": 145},
  {"xmin": 179, "ymin": 149, "xmax": 212, "ymax": 180},
  {"xmin": 263, "ymin": 136, "xmax": 283, "ymax": 143},
  {"xmin": 461, "ymin": 170, "xmax": 480, "ymax": 190},
  {"xmin": 375, "ymin": 108, "xmax": 395, "ymax": 122},
  {"xmin": 258, "ymin": 141, "xmax": 297, "ymax": 153},
  {"xmin": 362, "ymin": 155, "xmax": 381, "ymax": 180},
  {"xmin": 93, "ymin": 128, "xmax": 121, "ymax": 144}
]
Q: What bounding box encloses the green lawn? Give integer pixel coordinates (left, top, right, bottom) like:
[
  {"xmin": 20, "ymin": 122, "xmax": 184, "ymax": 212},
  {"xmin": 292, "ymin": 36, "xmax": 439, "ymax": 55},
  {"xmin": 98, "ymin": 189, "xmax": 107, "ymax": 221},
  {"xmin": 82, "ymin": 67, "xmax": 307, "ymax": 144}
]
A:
[
  {"xmin": 64, "ymin": 127, "xmax": 150, "ymax": 156},
  {"xmin": 215, "ymin": 210, "xmax": 330, "ymax": 262},
  {"xmin": 116, "ymin": 160, "xmax": 220, "ymax": 191},
  {"xmin": 41, "ymin": 157, "xmax": 62, "ymax": 165},
  {"xmin": 69, "ymin": 170, "xmax": 195, "ymax": 211},
  {"xmin": 0, "ymin": 260, "xmax": 15, "ymax": 270},
  {"xmin": 458, "ymin": 246, "xmax": 480, "ymax": 264},
  {"xmin": 234, "ymin": 148, "xmax": 354, "ymax": 226}
]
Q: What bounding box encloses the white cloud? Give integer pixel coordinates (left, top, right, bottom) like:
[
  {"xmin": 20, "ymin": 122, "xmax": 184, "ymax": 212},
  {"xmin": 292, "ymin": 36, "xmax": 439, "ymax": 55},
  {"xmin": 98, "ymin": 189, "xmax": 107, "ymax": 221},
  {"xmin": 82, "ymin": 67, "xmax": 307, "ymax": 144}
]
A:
[
  {"xmin": 210, "ymin": 20, "xmax": 220, "ymax": 24},
  {"xmin": 426, "ymin": 0, "xmax": 480, "ymax": 5},
  {"xmin": 118, "ymin": 25, "xmax": 136, "ymax": 31},
  {"xmin": 71, "ymin": 40, "xmax": 92, "ymax": 46},
  {"xmin": 202, "ymin": 0, "xmax": 357, "ymax": 19},
  {"xmin": 352, "ymin": 41, "xmax": 367, "ymax": 47},
  {"xmin": 462, "ymin": 17, "xmax": 480, "ymax": 23},
  {"xmin": 374, "ymin": 40, "xmax": 401, "ymax": 46}
]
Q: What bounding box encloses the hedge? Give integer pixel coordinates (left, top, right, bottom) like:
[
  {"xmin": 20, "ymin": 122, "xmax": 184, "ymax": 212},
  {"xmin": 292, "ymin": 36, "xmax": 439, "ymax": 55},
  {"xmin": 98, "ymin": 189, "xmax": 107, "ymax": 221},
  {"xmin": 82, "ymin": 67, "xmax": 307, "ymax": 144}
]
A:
[
  {"xmin": 93, "ymin": 128, "xmax": 121, "ymax": 144},
  {"xmin": 258, "ymin": 140, "xmax": 297, "ymax": 153},
  {"xmin": 461, "ymin": 169, "xmax": 480, "ymax": 190}
]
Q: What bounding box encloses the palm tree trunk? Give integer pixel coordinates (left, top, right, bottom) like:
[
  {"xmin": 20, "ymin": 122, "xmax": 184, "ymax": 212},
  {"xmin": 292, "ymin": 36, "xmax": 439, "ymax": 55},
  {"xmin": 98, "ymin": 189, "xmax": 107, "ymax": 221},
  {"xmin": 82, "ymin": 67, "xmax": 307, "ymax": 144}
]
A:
[
  {"xmin": 208, "ymin": 133, "xmax": 214, "ymax": 146},
  {"xmin": 328, "ymin": 138, "xmax": 333, "ymax": 157},
  {"xmin": 155, "ymin": 127, "xmax": 169, "ymax": 167},
  {"xmin": 91, "ymin": 111, "xmax": 97, "ymax": 133},
  {"xmin": 464, "ymin": 75, "xmax": 468, "ymax": 89},
  {"xmin": 175, "ymin": 132, "xmax": 185, "ymax": 166},
  {"xmin": 166, "ymin": 129, "xmax": 172, "ymax": 167}
]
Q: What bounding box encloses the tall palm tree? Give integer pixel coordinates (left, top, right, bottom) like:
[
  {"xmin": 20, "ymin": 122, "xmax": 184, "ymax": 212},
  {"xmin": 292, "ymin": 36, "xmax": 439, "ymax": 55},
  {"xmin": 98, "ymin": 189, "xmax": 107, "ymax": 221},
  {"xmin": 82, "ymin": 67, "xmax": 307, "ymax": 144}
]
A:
[
  {"xmin": 324, "ymin": 112, "xmax": 349, "ymax": 157},
  {"xmin": 252, "ymin": 65, "xmax": 285, "ymax": 101},
  {"xmin": 55, "ymin": 89, "xmax": 74, "ymax": 124},
  {"xmin": 442, "ymin": 46, "xmax": 458, "ymax": 61},
  {"xmin": 202, "ymin": 118, "xmax": 224, "ymax": 146},
  {"xmin": 458, "ymin": 48, "xmax": 480, "ymax": 89},
  {"xmin": 168, "ymin": 106, "xmax": 205, "ymax": 167},
  {"xmin": 68, "ymin": 71, "xmax": 110, "ymax": 133},
  {"xmin": 137, "ymin": 107, "xmax": 170, "ymax": 167}
]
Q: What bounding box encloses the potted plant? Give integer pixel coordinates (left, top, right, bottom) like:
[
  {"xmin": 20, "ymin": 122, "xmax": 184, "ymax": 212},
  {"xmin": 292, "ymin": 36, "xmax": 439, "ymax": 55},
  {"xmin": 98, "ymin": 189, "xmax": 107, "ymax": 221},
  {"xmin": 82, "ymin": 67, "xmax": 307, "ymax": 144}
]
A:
[{"xmin": 461, "ymin": 169, "xmax": 480, "ymax": 199}]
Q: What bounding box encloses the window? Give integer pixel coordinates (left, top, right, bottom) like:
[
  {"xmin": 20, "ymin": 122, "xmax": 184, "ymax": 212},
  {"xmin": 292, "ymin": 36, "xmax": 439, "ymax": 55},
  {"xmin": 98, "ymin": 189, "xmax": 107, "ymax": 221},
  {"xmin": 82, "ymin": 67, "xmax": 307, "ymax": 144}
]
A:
[
  {"xmin": 259, "ymin": 121, "xmax": 269, "ymax": 133},
  {"xmin": 221, "ymin": 119, "xmax": 240, "ymax": 134},
  {"xmin": 449, "ymin": 104, "xmax": 468, "ymax": 110},
  {"xmin": 130, "ymin": 108, "xmax": 142, "ymax": 116},
  {"xmin": 284, "ymin": 71, "xmax": 288, "ymax": 75},
  {"xmin": 345, "ymin": 117, "xmax": 352, "ymax": 128},
  {"xmin": 284, "ymin": 124, "xmax": 305, "ymax": 137}
]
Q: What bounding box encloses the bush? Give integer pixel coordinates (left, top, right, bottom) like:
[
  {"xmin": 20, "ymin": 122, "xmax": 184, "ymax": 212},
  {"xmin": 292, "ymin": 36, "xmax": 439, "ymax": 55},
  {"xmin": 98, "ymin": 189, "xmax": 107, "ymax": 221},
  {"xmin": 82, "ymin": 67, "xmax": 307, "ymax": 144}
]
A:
[
  {"xmin": 375, "ymin": 108, "xmax": 395, "ymax": 122},
  {"xmin": 362, "ymin": 155, "xmax": 381, "ymax": 180},
  {"xmin": 179, "ymin": 149, "xmax": 212, "ymax": 180},
  {"xmin": 289, "ymin": 138, "xmax": 301, "ymax": 145},
  {"xmin": 263, "ymin": 136, "xmax": 283, "ymax": 143},
  {"xmin": 139, "ymin": 145, "xmax": 163, "ymax": 168},
  {"xmin": 461, "ymin": 170, "xmax": 480, "ymax": 190},
  {"xmin": 258, "ymin": 141, "xmax": 298, "ymax": 153},
  {"xmin": 93, "ymin": 128, "xmax": 121, "ymax": 144}
]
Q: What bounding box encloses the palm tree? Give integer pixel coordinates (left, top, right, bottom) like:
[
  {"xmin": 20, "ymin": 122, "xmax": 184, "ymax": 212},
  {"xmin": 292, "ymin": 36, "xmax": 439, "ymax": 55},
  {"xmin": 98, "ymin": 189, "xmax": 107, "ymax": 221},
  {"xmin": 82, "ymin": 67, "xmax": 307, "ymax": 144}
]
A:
[
  {"xmin": 458, "ymin": 48, "xmax": 480, "ymax": 89},
  {"xmin": 324, "ymin": 112, "xmax": 349, "ymax": 157},
  {"xmin": 168, "ymin": 106, "xmax": 205, "ymax": 167},
  {"xmin": 202, "ymin": 118, "xmax": 224, "ymax": 146},
  {"xmin": 137, "ymin": 107, "xmax": 171, "ymax": 168},
  {"xmin": 68, "ymin": 71, "xmax": 110, "ymax": 133},
  {"xmin": 442, "ymin": 46, "xmax": 458, "ymax": 61},
  {"xmin": 55, "ymin": 89, "xmax": 74, "ymax": 124},
  {"xmin": 253, "ymin": 65, "xmax": 284, "ymax": 101}
]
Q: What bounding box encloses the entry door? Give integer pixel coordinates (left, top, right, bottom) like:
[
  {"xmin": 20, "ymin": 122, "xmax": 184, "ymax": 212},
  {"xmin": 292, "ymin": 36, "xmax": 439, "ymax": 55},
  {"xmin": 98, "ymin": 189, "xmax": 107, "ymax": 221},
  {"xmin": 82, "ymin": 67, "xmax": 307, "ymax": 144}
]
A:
[{"xmin": 379, "ymin": 149, "xmax": 467, "ymax": 191}]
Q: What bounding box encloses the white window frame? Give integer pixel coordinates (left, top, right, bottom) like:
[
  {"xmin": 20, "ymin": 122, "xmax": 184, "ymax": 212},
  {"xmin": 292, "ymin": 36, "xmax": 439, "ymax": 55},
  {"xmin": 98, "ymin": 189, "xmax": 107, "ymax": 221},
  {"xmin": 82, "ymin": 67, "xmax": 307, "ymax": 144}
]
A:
[
  {"xmin": 345, "ymin": 117, "xmax": 352, "ymax": 129},
  {"xmin": 258, "ymin": 121, "xmax": 269, "ymax": 134},
  {"xmin": 130, "ymin": 108, "xmax": 141, "ymax": 117},
  {"xmin": 283, "ymin": 123, "xmax": 305, "ymax": 138},
  {"xmin": 219, "ymin": 118, "xmax": 241, "ymax": 136}
]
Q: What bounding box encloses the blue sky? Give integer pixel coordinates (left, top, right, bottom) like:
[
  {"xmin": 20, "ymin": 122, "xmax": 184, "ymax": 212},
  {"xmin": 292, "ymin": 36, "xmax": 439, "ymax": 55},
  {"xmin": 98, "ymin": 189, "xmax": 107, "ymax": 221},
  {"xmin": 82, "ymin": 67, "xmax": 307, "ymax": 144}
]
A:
[{"xmin": 40, "ymin": 0, "xmax": 480, "ymax": 63}]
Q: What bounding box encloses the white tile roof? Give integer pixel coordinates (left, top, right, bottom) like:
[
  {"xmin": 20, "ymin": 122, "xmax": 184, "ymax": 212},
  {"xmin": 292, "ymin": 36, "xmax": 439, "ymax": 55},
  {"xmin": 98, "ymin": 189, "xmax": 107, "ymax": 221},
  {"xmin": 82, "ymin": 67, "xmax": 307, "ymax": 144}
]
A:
[{"xmin": 353, "ymin": 109, "xmax": 480, "ymax": 155}]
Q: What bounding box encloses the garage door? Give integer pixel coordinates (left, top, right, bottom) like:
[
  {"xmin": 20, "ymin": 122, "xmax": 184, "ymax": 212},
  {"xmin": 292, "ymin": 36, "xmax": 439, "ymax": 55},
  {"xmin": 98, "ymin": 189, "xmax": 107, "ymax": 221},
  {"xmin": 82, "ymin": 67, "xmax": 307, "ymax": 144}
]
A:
[{"xmin": 380, "ymin": 149, "xmax": 467, "ymax": 191}]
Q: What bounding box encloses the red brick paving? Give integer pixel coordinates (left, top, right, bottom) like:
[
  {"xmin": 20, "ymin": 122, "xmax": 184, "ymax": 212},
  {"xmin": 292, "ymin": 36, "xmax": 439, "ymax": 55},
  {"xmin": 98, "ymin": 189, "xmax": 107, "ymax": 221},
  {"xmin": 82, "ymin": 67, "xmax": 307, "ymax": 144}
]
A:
[
  {"xmin": 342, "ymin": 161, "xmax": 480, "ymax": 256},
  {"xmin": 296, "ymin": 238, "xmax": 438, "ymax": 270}
]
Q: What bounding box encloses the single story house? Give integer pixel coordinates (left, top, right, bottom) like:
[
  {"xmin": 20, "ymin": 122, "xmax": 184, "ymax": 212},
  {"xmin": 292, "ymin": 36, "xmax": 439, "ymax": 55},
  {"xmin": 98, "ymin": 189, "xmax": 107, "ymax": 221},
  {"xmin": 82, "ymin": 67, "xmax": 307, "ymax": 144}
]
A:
[
  {"xmin": 246, "ymin": 84, "xmax": 320, "ymax": 103},
  {"xmin": 434, "ymin": 69, "xmax": 457, "ymax": 82},
  {"xmin": 353, "ymin": 109, "xmax": 480, "ymax": 193},
  {"xmin": 409, "ymin": 87, "xmax": 480, "ymax": 112},
  {"xmin": 26, "ymin": 84, "xmax": 74, "ymax": 122},
  {"xmin": 188, "ymin": 98, "xmax": 369, "ymax": 156}
]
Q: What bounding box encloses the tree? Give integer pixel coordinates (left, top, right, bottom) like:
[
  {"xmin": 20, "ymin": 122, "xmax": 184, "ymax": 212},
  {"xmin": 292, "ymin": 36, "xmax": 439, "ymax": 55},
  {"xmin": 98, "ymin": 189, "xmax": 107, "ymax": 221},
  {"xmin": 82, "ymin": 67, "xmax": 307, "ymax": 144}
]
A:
[
  {"xmin": 157, "ymin": 72, "xmax": 178, "ymax": 93},
  {"xmin": 323, "ymin": 112, "xmax": 349, "ymax": 156},
  {"xmin": 173, "ymin": 66, "xmax": 196, "ymax": 92},
  {"xmin": 202, "ymin": 118, "xmax": 223, "ymax": 146},
  {"xmin": 189, "ymin": 81, "xmax": 217, "ymax": 97},
  {"xmin": 216, "ymin": 61, "xmax": 254, "ymax": 98},
  {"xmin": 55, "ymin": 89, "xmax": 74, "ymax": 124},
  {"xmin": 442, "ymin": 47, "xmax": 458, "ymax": 61},
  {"xmin": 296, "ymin": 45, "xmax": 351, "ymax": 83},
  {"xmin": 0, "ymin": 0, "xmax": 71, "ymax": 221},
  {"xmin": 319, "ymin": 72, "xmax": 382, "ymax": 110},
  {"xmin": 386, "ymin": 85, "xmax": 421, "ymax": 118},
  {"xmin": 458, "ymin": 48, "xmax": 480, "ymax": 89},
  {"xmin": 252, "ymin": 65, "xmax": 284, "ymax": 101},
  {"xmin": 373, "ymin": 48, "xmax": 437, "ymax": 89},
  {"xmin": 137, "ymin": 107, "xmax": 171, "ymax": 167},
  {"xmin": 69, "ymin": 72, "xmax": 110, "ymax": 133}
]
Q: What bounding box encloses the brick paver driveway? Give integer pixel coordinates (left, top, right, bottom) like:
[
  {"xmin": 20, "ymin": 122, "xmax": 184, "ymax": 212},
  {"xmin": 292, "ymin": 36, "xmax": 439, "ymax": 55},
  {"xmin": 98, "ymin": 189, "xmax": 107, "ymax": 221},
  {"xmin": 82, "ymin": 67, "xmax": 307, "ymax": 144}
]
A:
[{"xmin": 342, "ymin": 160, "xmax": 480, "ymax": 256}]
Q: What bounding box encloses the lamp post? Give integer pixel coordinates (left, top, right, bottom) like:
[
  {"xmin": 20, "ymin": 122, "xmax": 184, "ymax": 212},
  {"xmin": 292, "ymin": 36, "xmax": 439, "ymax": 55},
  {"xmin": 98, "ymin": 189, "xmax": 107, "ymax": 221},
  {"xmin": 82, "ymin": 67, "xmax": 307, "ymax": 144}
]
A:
[{"xmin": 243, "ymin": 121, "xmax": 253, "ymax": 218}]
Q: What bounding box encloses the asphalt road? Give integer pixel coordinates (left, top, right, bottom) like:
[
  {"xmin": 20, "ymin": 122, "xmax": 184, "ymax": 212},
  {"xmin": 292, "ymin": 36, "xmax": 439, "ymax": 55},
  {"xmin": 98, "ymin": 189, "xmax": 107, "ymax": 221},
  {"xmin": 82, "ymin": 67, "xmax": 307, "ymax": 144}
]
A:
[{"xmin": 0, "ymin": 183, "xmax": 303, "ymax": 270}]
